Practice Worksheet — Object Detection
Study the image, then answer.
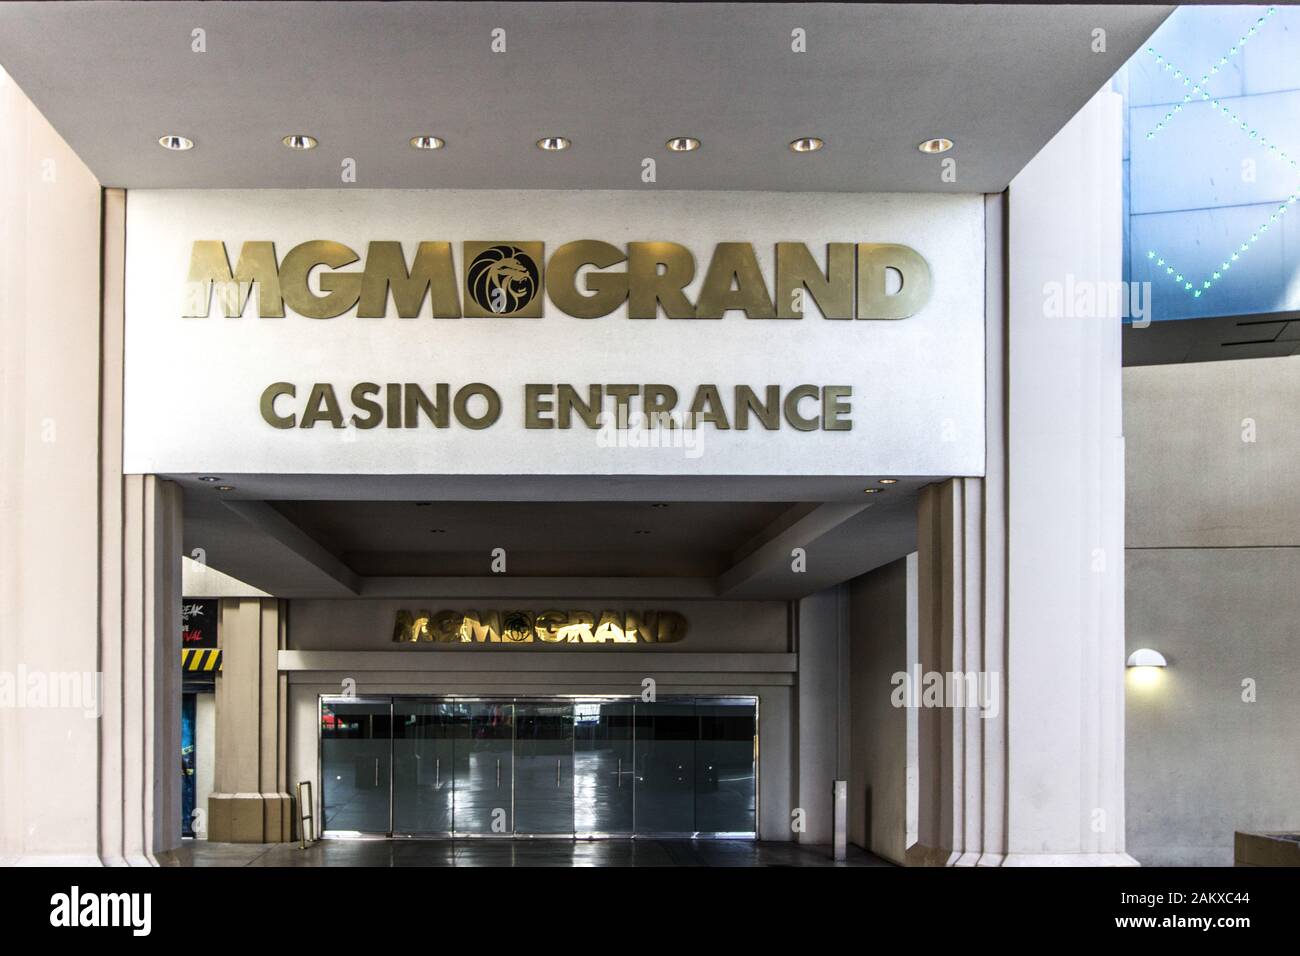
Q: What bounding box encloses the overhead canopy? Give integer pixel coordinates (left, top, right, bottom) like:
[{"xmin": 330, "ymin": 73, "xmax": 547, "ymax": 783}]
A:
[{"xmin": 0, "ymin": 1, "xmax": 1170, "ymax": 191}]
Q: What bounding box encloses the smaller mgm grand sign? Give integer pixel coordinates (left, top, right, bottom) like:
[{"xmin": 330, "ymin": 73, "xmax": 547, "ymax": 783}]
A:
[{"xmin": 393, "ymin": 609, "xmax": 687, "ymax": 645}]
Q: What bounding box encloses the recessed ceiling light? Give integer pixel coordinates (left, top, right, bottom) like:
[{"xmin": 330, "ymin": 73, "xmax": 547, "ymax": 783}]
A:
[
  {"xmin": 633, "ymin": 529, "xmax": 652, "ymax": 535},
  {"xmin": 282, "ymin": 134, "xmax": 318, "ymax": 150},
  {"xmin": 651, "ymin": 503, "xmax": 669, "ymax": 509},
  {"xmin": 666, "ymin": 137, "xmax": 700, "ymax": 152},
  {"xmin": 158, "ymin": 135, "xmax": 194, "ymax": 151},
  {"xmin": 917, "ymin": 137, "xmax": 954, "ymax": 154},
  {"xmin": 410, "ymin": 135, "xmax": 445, "ymax": 150},
  {"xmin": 198, "ymin": 476, "xmax": 221, "ymax": 483},
  {"xmin": 878, "ymin": 478, "xmax": 899, "ymax": 485},
  {"xmin": 429, "ymin": 528, "xmax": 447, "ymax": 534},
  {"xmin": 789, "ymin": 137, "xmax": 825, "ymax": 153},
  {"xmin": 863, "ymin": 488, "xmax": 882, "ymax": 494},
  {"xmin": 537, "ymin": 136, "xmax": 571, "ymax": 151},
  {"xmin": 216, "ymin": 485, "xmax": 235, "ymax": 492}
]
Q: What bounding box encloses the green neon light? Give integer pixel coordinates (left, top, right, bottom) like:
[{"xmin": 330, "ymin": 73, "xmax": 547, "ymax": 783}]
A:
[{"xmin": 1140, "ymin": 7, "xmax": 1296, "ymax": 300}]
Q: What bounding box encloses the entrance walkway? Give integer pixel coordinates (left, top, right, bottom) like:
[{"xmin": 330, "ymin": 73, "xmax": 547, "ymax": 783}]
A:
[{"xmin": 159, "ymin": 839, "xmax": 892, "ymax": 867}]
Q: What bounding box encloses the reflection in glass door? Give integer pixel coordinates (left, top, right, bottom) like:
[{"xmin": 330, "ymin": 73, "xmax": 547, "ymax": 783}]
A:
[
  {"xmin": 514, "ymin": 702, "xmax": 574, "ymax": 835},
  {"xmin": 574, "ymin": 700, "xmax": 634, "ymax": 834},
  {"xmin": 695, "ymin": 700, "xmax": 757, "ymax": 834},
  {"xmin": 453, "ymin": 702, "xmax": 514, "ymax": 835},
  {"xmin": 393, "ymin": 700, "xmax": 456, "ymax": 833},
  {"xmin": 320, "ymin": 696, "xmax": 757, "ymax": 838},
  {"xmin": 320, "ymin": 699, "xmax": 391, "ymax": 834},
  {"xmin": 634, "ymin": 702, "xmax": 697, "ymax": 834}
]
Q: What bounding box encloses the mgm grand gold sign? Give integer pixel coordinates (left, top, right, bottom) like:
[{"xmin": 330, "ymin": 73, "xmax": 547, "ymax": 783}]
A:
[
  {"xmin": 185, "ymin": 238, "xmax": 932, "ymax": 434},
  {"xmin": 184, "ymin": 239, "xmax": 930, "ymax": 321},
  {"xmin": 393, "ymin": 609, "xmax": 687, "ymax": 645}
]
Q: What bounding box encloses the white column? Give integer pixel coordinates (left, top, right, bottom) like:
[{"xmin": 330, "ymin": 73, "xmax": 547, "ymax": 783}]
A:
[
  {"xmin": 209, "ymin": 598, "xmax": 293, "ymax": 843},
  {"xmin": 911, "ymin": 88, "xmax": 1133, "ymax": 866},
  {"xmin": 0, "ymin": 65, "xmax": 103, "ymax": 865},
  {"xmin": 1000, "ymin": 87, "xmax": 1132, "ymax": 865},
  {"xmin": 0, "ymin": 67, "xmax": 183, "ymax": 864},
  {"xmin": 913, "ymin": 478, "xmax": 988, "ymax": 867},
  {"xmin": 796, "ymin": 585, "xmax": 849, "ymax": 846}
]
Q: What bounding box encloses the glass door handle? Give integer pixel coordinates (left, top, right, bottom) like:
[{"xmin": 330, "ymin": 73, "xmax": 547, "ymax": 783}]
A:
[
  {"xmin": 618, "ymin": 758, "xmax": 623, "ymax": 788},
  {"xmin": 496, "ymin": 759, "xmax": 501, "ymax": 788},
  {"xmin": 374, "ymin": 757, "xmax": 380, "ymax": 787},
  {"xmin": 556, "ymin": 758, "xmax": 561, "ymax": 788},
  {"xmin": 435, "ymin": 758, "xmax": 440, "ymax": 789}
]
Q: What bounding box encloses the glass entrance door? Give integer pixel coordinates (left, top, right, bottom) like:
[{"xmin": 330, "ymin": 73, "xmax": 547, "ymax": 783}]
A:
[
  {"xmin": 453, "ymin": 702, "xmax": 514, "ymax": 835},
  {"xmin": 574, "ymin": 700, "xmax": 634, "ymax": 834},
  {"xmin": 695, "ymin": 699, "xmax": 758, "ymax": 834},
  {"xmin": 392, "ymin": 700, "xmax": 456, "ymax": 834},
  {"xmin": 320, "ymin": 695, "xmax": 758, "ymax": 838},
  {"xmin": 634, "ymin": 702, "xmax": 697, "ymax": 834},
  {"xmin": 320, "ymin": 698, "xmax": 391, "ymax": 834},
  {"xmin": 514, "ymin": 702, "xmax": 574, "ymax": 835}
]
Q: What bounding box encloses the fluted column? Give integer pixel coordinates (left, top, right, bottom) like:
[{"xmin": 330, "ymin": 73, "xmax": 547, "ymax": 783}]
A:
[{"xmin": 209, "ymin": 597, "xmax": 292, "ymax": 842}]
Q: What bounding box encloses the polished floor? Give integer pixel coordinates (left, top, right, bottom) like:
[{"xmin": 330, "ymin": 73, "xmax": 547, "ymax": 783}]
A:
[{"xmin": 159, "ymin": 838, "xmax": 892, "ymax": 867}]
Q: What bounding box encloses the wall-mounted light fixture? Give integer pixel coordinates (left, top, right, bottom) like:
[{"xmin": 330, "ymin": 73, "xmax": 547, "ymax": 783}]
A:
[
  {"xmin": 1126, "ymin": 648, "xmax": 1168, "ymax": 688},
  {"xmin": 1126, "ymin": 648, "xmax": 1168, "ymax": 668}
]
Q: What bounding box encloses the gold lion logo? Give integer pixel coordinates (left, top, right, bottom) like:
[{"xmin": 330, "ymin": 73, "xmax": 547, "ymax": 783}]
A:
[{"xmin": 467, "ymin": 244, "xmax": 540, "ymax": 315}]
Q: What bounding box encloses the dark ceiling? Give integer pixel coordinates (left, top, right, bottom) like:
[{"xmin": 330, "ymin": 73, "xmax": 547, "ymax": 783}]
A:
[
  {"xmin": 272, "ymin": 499, "xmax": 799, "ymax": 577},
  {"xmin": 178, "ymin": 474, "xmax": 926, "ymax": 598}
]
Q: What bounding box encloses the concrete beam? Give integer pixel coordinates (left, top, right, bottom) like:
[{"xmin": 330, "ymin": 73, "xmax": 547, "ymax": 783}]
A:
[
  {"xmin": 358, "ymin": 576, "xmax": 718, "ymax": 600},
  {"xmin": 221, "ymin": 500, "xmax": 361, "ymax": 595},
  {"xmin": 717, "ymin": 502, "xmax": 872, "ymax": 597}
]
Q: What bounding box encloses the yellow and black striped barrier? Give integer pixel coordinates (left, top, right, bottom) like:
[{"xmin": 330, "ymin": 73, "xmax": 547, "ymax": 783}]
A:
[{"xmin": 181, "ymin": 647, "xmax": 222, "ymax": 672}]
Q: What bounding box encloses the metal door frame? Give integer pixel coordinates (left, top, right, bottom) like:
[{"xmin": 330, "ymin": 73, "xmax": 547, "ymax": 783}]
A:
[
  {"xmin": 390, "ymin": 697, "xmax": 460, "ymax": 839},
  {"xmin": 316, "ymin": 695, "xmax": 394, "ymax": 838},
  {"xmin": 452, "ymin": 698, "xmax": 517, "ymax": 840}
]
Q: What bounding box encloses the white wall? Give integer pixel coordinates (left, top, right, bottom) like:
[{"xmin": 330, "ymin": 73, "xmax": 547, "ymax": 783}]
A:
[
  {"xmin": 182, "ymin": 556, "xmax": 270, "ymax": 598},
  {"xmin": 848, "ymin": 555, "xmax": 916, "ymax": 863},
  {"xmin": 0, "ymin": 66, "xmax": 103, "ymax": 863},
  {"xmin": 1125, "ymin": 356, "xmax": 1300, "ymax": 865}
]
